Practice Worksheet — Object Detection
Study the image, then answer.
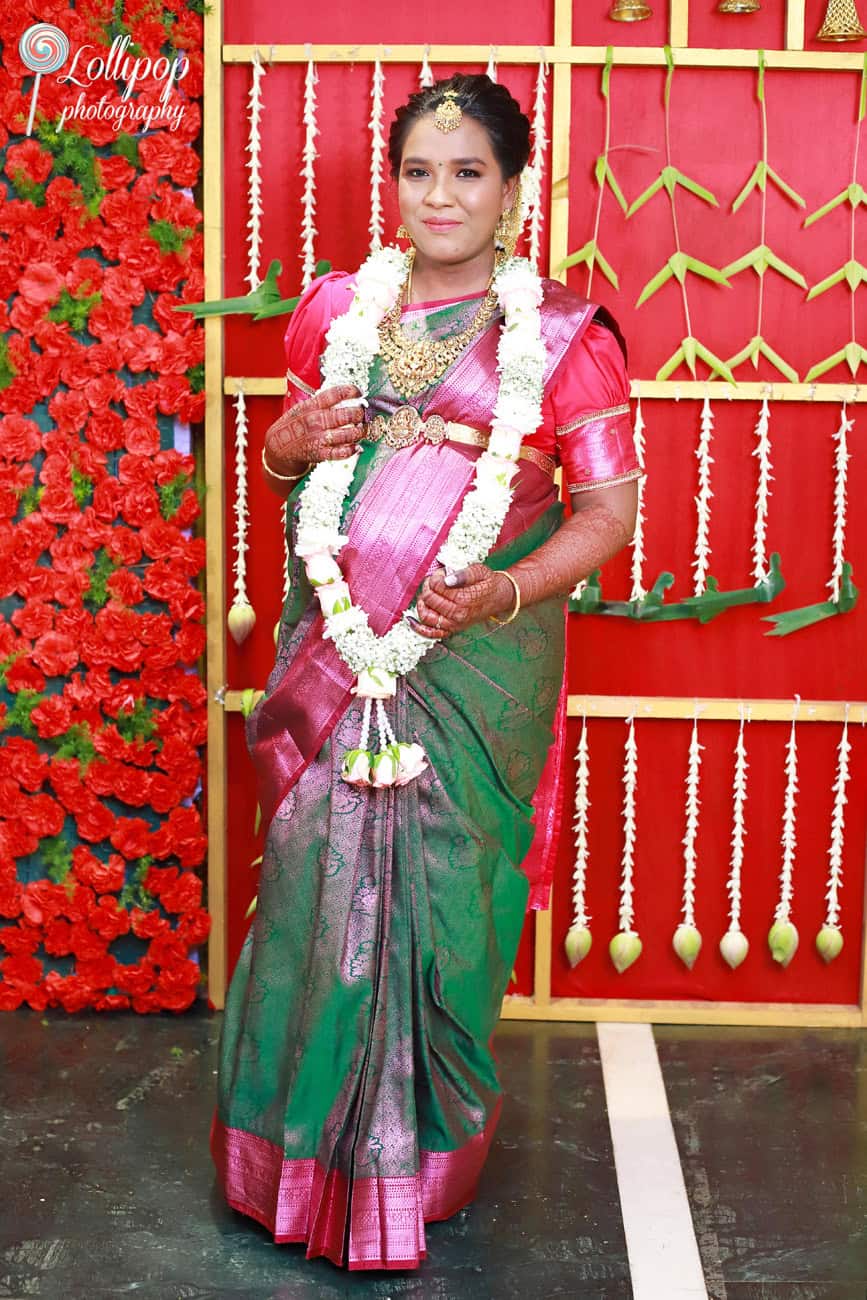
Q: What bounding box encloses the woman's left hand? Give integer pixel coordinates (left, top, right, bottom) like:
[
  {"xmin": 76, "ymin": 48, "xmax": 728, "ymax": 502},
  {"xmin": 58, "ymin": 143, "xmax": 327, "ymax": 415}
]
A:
[{"xmin": 411, "ymin": 564, "xmax": 515, "ymax": 640}]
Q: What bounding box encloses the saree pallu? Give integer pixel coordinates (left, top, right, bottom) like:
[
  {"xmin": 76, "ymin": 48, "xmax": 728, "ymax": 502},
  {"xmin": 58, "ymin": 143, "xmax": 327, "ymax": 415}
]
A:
[{"xmin": 211, "ymin": 288, "xmax": 595, "ymax": 1270}]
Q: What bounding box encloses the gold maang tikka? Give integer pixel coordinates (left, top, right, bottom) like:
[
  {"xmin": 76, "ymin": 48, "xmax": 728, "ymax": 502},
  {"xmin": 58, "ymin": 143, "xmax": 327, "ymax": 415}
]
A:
[{"xmin": 434, "ymin": 89, "xmax": 463, "ymax": 133}]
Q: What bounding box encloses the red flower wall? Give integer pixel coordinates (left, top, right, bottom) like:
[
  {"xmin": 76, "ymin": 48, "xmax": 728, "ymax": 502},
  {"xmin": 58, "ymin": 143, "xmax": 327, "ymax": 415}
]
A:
[{"xmin": 0, "ymin": 0, "xmax": 209, "ymax": 1013}]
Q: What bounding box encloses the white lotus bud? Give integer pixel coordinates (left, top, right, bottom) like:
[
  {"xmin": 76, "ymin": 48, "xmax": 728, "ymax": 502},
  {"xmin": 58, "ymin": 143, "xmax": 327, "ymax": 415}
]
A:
[
  {"xmin": 354, "ymin": 666, "xmax": 397, "ymax": 699},
  {"xmin": 768, "ymin": 919, "xmax": 799, "ymax": 967},
  {"xmin": 673, "ymin": 923, "xmax": 702, "ymax": 970},
  {"xmin": 609, "ymin": 931, "xmax": 642, "ymax": 974},
  {"xmin": 564, "ymin": 923, "xmax": 592, "ymax": 967},
  {"xmin": 228, "ymin": 602, "xmax": 256, "ymax": 645},
  {"xmin": 719, "ymin": 929, "xmax": 749, "ymax": 970},
  {"xmin": 815, "ymin": 925, "xmax": 844, "ymax": 964}
]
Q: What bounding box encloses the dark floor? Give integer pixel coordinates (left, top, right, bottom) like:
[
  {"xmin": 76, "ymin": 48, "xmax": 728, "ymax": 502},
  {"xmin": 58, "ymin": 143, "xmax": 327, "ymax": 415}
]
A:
[{"xmin": 0, "ymin": 1007, "xmax": 864, "ymax": 1299}]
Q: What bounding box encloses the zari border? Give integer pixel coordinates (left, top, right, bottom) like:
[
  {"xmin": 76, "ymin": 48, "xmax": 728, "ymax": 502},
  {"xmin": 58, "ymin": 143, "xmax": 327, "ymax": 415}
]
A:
[
  {"xmin": 556, "ymin": 402, "xmax": 632, "ymax": 438},
  {"xmin": 567, "ymin": 467, "xmax": 643, "ymax": 494},
  {"xmin": 210, "ymin": 1096, "xmax": 503, "ymax": 1270},
  {"xmin": 286, "ymin": 364, "xmax": 316, "ymax": 396}
]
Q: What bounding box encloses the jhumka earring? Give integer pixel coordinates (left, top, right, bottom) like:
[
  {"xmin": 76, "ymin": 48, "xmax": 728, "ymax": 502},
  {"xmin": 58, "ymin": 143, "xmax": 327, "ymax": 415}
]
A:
[
  {"xmin": 396, "ymin": 224, "xmax": 413, "ymax": 245},
  {"xmin": 494, "ymin": 182, "xmax": 523, "ymax": 261}
]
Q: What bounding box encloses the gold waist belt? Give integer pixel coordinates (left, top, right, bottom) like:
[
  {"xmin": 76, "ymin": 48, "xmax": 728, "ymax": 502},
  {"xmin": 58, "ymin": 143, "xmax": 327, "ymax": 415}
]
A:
[{"xmin": 364, "ymin": 405, "xmax": 556, "ymax": 479}]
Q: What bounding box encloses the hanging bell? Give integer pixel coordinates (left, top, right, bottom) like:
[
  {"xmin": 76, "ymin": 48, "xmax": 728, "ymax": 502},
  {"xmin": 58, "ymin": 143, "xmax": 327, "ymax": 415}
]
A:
[
  {"xmin": 718, "ymin": 0, "xmax": 761, "ymax": 11},
  {"xmin": 608, "ymin": 0, "xmax": 653, "ymax": 20},
  {"xmin": 817, "ymin": 0, "xmax": 866, "ymax": 40}
]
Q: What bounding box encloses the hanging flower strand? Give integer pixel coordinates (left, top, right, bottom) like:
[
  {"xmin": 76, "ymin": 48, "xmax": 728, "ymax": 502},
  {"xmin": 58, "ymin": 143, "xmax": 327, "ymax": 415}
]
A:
[
  {"xmin": 721, "ymin": 708, "xmax": 750, "ymax": 970},
  {"xmin": 300, "ymin": 50, "xmax": 319, "ymax": 291},
  {"xmin": 527, "ymin": 57, "xmax": 549, "ymax": 272},
  {"xmin": 751, "ymin": 396, "xmax": 773, "ymax": 583},
  {"xmin": 565, "ymin": 713, "xmax": 592, "ymax": 967},
  {"xmin": 368, "ymin": 57, "xmax": 386, "ymax": 252},
  {"xmin": 817, "ymin": 706, "xmax": 851, "ymax": 963},
  {"xmin": 629, "ymin": 392, "xmax": 648, "ymax": 602},
  {"xmin": 674, "ymin": 714, "xmax": 703, "ymax": 969},
  {"xmin": 419, "ymin": 45, "xmax": 434, "ymax": 89},
  {"xmin": 610, "ymin": 716, "xmax": 642, "ymax": 973},
  {"xmin": 692, "ymin": 395, "xmax": 714, "ymax": 596},
  {"xmin": 485, "ymin": 46, "xmax": 497, "ymax": 83},
  {"xmin": 769, "ymin": 698, "xmax": 801, "ymax": 966},
  {"xmin": 228, "ymin": 382, "xmax": 255, "ymax": 645},
  {"xmin": 245, "ymin": 48, "xmax": 265, "ymax": 292}
]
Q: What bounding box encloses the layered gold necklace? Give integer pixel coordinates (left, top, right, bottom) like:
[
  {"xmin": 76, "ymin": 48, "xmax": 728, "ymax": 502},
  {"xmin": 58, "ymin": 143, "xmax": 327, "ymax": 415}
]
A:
[{"xmin": 377, "ymin": 260, "xmax": 500, "ymax": 400}]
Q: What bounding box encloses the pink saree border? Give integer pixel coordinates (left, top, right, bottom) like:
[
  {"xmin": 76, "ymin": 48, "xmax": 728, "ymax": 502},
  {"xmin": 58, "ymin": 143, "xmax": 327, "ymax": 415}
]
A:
[{"xmin": 210, "ymin": 1099, "xmax": 503, "ymax": 1270}]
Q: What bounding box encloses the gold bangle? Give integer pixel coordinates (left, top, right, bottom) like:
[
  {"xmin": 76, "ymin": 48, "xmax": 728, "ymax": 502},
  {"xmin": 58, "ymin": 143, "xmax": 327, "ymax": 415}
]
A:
[
  {"xmin": 490, "ymin": 569, "xmax": 522, "ymax": 625},
  {"xmin": 261, "ymin": 447, "xmax": 310, "ymax": 483}
]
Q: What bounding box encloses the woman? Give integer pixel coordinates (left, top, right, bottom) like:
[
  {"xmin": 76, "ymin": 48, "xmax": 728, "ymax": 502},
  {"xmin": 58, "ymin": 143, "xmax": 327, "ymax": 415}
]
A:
[{"xmin": 211, "ymin": 74, "xmax": 640, "ymax": 1270}]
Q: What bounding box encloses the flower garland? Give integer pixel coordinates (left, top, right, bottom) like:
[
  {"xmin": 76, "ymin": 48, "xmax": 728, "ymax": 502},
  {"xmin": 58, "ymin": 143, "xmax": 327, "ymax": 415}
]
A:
[
  {"xmin": 817, "ymin": 707, "xmax": 851, "ymax": 964},
  {"xmin": 629, "ymin": 392, "xmax": 648, "ymax": 602},
  {"xmin": 245, "ymin": 48, "xmax": 265, "ymax": 293},
  {"xmin": 565, "ymin": 713, "xmax": 592, "ymax": 967},
  {"xmin": 828, "ymin": 402, "xmax": 853, "ymax": 604},
  {"xmin": 769, "ymin": 699, "xmax": 801, "ymax": 966},
  {"xmin": 751, "ymin": 396, "xmax": 773, "ymax": 584},
  {"xmin": 673, "ymin": 716, "xmax": 703, "ymax": 969},
  {"xmin": 527, "ymin": 60, "xmax": 549, "ymax": 272},
  {"xmin": 298, "ymin": 246, "xmax": 546, "ymax": 787},
  {"xmin": 228, "ymin": 381, "xmax": 255, "ymax": 644},
  {"xmin": 368, "ymin": 58, "xmax": 386, "ymax": 252},
  {"xmin": 721, "ymin": 710, "xmax": 750, "ymax": 970},
  {"xmin": 300, "ymin": 51, "xmax": 319, "ymax": 291},
  {"xmin": 610, "ymin": 715, "xmax": 642, "ymax": 973},
  {"xmin": 692, "ymin": 395, "xmax": 714, "ymax": 596}
]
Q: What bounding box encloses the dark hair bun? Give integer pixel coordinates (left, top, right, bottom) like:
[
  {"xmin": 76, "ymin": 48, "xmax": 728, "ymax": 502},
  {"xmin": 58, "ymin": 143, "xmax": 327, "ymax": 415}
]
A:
[{"xmin": 388, "ymin": 73, "xmax": 531, "ymax": 181}]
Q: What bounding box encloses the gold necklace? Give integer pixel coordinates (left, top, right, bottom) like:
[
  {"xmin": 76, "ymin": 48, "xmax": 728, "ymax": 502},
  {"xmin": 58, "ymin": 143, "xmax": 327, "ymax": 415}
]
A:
[{"xmin": 377, "ymin": 265, "xmax": 499, "ymax": 400}]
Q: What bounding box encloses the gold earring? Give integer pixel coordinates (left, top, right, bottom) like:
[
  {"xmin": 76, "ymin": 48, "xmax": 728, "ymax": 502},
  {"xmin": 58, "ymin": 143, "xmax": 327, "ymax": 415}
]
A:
[
  {"xmin": 396, "ymin": 223, "xmax": 414, "ymax": 246},
  {"xmin": 494, "ymin": 185, "xmax": 523, "ymax": 260}
]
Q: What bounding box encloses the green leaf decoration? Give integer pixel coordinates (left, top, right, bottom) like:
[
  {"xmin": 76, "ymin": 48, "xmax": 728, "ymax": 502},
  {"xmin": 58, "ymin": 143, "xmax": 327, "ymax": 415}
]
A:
[
  {"xmin": 766, "ymin": 166, "xmax": 806, "ymax": 209},
  {"xmin": 602, "ymin": 45, "xmax": 613, "ymax": 100},
  {"xmin": 569, "ymin": 555, "xmax": 785, "ymax": 623},
  {"xmin": 656, "ymin": 336, "xmax": 736, "ymax": 385},
  {"xmin": 558, "ymin": 240, "xmax": 619, "ymax": 289},
  {"xmin": 804, "ymin": 340, "xmax": 867, "ymax": 382},
  {"xmin": 594, "ymin": 154, "xmax": 628, "ymax": 214},
  {"xmin": 727, "ymin": 335, "xmax": 799, "ymax": 383},
  {"xmin": 804, "ymin": 183, "xmax": 867, "ymax": 228},
  {"xmin": 731, "ymin": 161, "xmax": 766, "ymax": 214},
  {"xmin": 860, "ymin": 52, "xmax": 867, "ymax": 124},
  {"xmin": 762, "ymin": 564, "xmax": 858, "ymax": 636},
  {"xmin": 174, "ymin": 259, "xmax": 333, "ymax": 320},
  {"xmin": 723, "ymin": 244, "xmax": 807, "ymax": 289},
  {"xmin": 627, "ymin": 166, "xmax": 719, "ymax": 219},
  {"xmin": 636, "ymin": 254, "xmax": 729, "ymax": 308},
  {"xmin": 635, "ymin": 260, "xmax": 675, "ymax": 308},
  {"xmin": 806, "ymin": 259, "xmax": 867, "ymax": 300}
]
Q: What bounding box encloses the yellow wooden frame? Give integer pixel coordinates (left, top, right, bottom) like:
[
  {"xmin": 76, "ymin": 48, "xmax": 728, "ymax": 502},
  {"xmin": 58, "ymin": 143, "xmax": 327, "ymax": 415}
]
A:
[{"xmin": 204, "ymin": 0, "xmax": 867, "ymax": 1025}]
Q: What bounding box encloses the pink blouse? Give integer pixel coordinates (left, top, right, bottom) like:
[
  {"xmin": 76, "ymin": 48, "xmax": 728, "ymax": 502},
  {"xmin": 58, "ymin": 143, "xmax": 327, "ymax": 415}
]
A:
[{"xmin": 283, "ymin": 273, "xmax": 640, "ymax": 494}]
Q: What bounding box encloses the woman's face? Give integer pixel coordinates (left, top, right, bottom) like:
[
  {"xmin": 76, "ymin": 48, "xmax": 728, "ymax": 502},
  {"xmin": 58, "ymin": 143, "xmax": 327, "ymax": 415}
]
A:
[{"xmin": 397, "ymin": 112, "xmax": 517, "ymax": 269}]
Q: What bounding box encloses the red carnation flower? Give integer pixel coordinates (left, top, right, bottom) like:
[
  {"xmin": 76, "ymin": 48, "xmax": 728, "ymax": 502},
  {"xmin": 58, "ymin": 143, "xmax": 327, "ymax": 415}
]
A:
[
  {"xmin": 89, "ymin": 897, "xmax": 130, "ymax": 941},
  {"xmin": 43, "ymin": 917, "xmax": 73, "ymax": 956},
  {"xmin": 68, "ymin": 920, "xmax": 109, "ymax": 962},
  {"xmin": 111, "ymin": 816, "xmax": 151, "ymax": 861},
  {"xmin": 72, "ymin": 846, "xmax": 125, "ymax": 893},
  {"xmin": 177, "ymin": 908, "xmax": 211, "ymax": 946},
  {"xmin": 159, "ymin": 871, "xmax": 203, "ymax": 914},
  {"xmin": 30, "ymin": 694, "xmax": 72, "ymax": 738},
  {"xmin": 0, "ymin": 923, "xmax": 41, "ymax": 955},
  {"xmin": 3, "ymin": 139, "xmax": 53, "ymax": 185},
  {"xmin": 31, "ymin": 631, "xmax": 79, "ymax": 677},
  {"xmin": 85, "ymin": 409, "xmax": 125, "ymax": 453},
  {"xmin": 123, "ymin": 420, "xmax": 161, "ymax": 456},
  {"xmin": 131, "ymin": 907, "xmax": 170, "ymax": 940},
  {"xmin": 18, "ymin": 262, "xmax": 63, "ymax": 307},
  {"xmin": 0, "ymin": 983, "xmax": 24, "ymax": 1011},
  {"xmin": 74, "ymin": 797, "xmax": 117, "ymax": 844},
  {"xmin": 113, "ymin": 961, "xmax": 156, "ymax": 995},
  {"xmin": 0, "ymin": 952, "xmax": 43, "ymax": 985},
  {"xmin": 0, "ymin": 414, "xmax": 41, "ymax": 461},
  {"xmin": 76, "ymin": 954, "xmax": 119, "ymax": 990},
  {"xmin": 2, "ymin": 737, "xmax": 48, "ymax": 791},
  {"xmin": 6, "ymin": 657, "xmax": 45, "ymax": 693},
  {"xmin": 96, "ymin": 155, "xmax": 136, "ymax": 190},
  {"xmin": 94, "ymin": 993, "xmax": 131, "ymax": 1011}
]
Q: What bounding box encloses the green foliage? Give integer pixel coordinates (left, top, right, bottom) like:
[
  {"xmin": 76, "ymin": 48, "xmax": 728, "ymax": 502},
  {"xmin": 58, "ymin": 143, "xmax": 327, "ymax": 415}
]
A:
[
  {"xmin": 105, "ymin": 0, "xmax": 142, "ymax": 53},
  {"xmin": 763, "ymin": 563, "xmax": 858, "ymax": 636},
  {"xmin": 0, "ymin": 335, "xmax": 18, "ymax": 390},
  {"xmin": 731, "ymin": 161, "xmax": 805, "ymax": 214},
  {"xmin": 3, "ymin": 690, "xmax": 42, "ymax": 736},
  {"xmin": 187, "ymin": 362, "xmax": 205, "ymax": 394},
  {"xmin": 636, "ymin": 251, "xmax": 730, "ymax": 309},
  {"xmin": 571, "ymin": 554, "xmax": 785, "ymax": 623},
  {"xmin": 175, "ymin": 259, "xmax": 333, "ymax": 321},
  {"xmin": 119, "ymin": 856, "xmax": 156, "ymax": 912},
  {"xmin": 83, "ymin": 548, "xmax": 120, "ymax": 610},
  {"xmin": 804, "ymin": 340, "xmax": 867, "ymax": 383},
  {"xmin": 807, "ymin": 260, "xmax": 867, "ymax": 300},
  {"xmin": 627, "ymin": 166, "xmax": 719, "ymax": 219},
  {"xmin": 112, "ymin": 133, "xmax": 141, "ymax": 168},
  {"xmin": 722, "ymin": 245, "xmax": 807, "ymax": 289},
  {"xmin": 656, "ymin": 335, "xmax": 736, "ymax": 386},
  {"xmin": 804, "ymin": 182, "xmax": 867, "ymax": 228},
  {"xmin": 159, "ymin": 471, "xmax": 193, "ymax": 519},
  {"xmin": 70, "ymin": 463, "xmax": 94, "ymax": 508},
  {"xmin": 0, "ymin": 652, "xmax": 20, "ymax": 690},
  {"xmin": 187, "ymin": 0, "xmax": 213, "ymax": 14},
  {"xmin": 557, "ymin": 241, "xmax": 619, "ymax": 290},
  {"xmin": 18, "ymin": 484, "xmax": 45, "ymax": 516},
  {"xmin": 53, "ymin": 724, "xmax": 96, "ymax": 773},
  {"xmin": 48, "ymin": 288, "xmax": 102, "ymax": 333},
  {"xmin": 727, "ymin": 335, "xmax": 799, "ymax": 384},
  {"xmin": 149, "ymin": 219, "xmax": 197, "ymax": 254},
  {"xmin": 116, "ymin": 699, "xmax": 157, "ymax": 743},
  {"xmin": 42, "ymin": 837, "xmax": 73, "ymax": 885},
  {"xmin": 35, "ymin": 120, "xmax": 106, "ymax": 217},
  {"xmin": 8, "ymin": 168, "xmax": 46, "ymax": 207}
]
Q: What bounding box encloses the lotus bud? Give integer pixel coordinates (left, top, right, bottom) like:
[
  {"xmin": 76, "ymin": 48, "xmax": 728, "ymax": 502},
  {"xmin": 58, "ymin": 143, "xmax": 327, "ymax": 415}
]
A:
[
  {"xmin": 394, "ymin": 742, "xmax": 427, "ymax": 786},
  {"xmin": 355, "ymin": 666, "xmax": 397, "ymax": 699},
  {"xmin": 228, "ymin": 602, "xmax": 256, "ymax": 645},
  {"xmin": 719, "ymin": 928, "xmax": 749, "ymax": 969},
  {"xmin": 316, "ymin": 580, "xmax": 352, "ymax": 618},
  {"xmin": 815, "ymin": 925, "xmax": 843, "ymax": 964},
  {"xmin": 768, "ymin": 919, "xmax": 799, "ymax": 967},
  {"xmin": 564, "ymin": 923, "xmax": 592, "ymax": 967},
  {"xmin": 673, "ymin": 923, "xmax": 702, "ymax": 970},
  {"xmin": 370, "ymin": 744, "xmax": 400, "ymax": 788},
  {"xmin": 341, "ymin": 748, "xmax": 372, "ymax": 785},
  {"xmin": 609, "ymin": 930, "xmax": 642, "ymax": 973},
  {"xmin": 239, "ymin": 688, "xmax": 257, "ymax": 719}
]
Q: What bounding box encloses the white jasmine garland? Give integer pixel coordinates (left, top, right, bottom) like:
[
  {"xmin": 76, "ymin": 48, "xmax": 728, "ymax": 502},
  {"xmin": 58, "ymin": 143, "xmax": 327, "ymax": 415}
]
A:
[{"xmin": 296, "ymin": 247, "xmax": 546, "ymax": 784}]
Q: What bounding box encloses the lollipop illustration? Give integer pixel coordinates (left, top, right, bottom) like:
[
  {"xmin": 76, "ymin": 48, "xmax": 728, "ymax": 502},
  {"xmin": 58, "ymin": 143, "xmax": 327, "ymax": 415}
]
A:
[{"xmin": 19, "ymin": 23, "xmax": 70, "ymax": 136}]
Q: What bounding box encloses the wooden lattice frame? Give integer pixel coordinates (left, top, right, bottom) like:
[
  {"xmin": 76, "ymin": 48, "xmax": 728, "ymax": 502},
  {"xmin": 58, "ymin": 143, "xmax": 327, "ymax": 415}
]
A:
[{"xmin": 204, "ymin": 0, "xmax": 867, "ymax": 1025}]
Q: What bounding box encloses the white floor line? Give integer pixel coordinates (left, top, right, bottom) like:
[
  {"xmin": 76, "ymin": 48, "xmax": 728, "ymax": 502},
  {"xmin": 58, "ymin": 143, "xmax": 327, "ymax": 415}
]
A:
[{"xmin": 597, "ymin": 1022, "xmax": 709, "ymax": 1300}]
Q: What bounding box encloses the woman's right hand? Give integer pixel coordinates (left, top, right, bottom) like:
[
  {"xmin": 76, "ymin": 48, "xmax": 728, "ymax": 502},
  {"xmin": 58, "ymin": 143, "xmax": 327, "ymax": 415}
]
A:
[{"xmin": 263, "ymin": 384, "xmax": 364, "ymax": 477}]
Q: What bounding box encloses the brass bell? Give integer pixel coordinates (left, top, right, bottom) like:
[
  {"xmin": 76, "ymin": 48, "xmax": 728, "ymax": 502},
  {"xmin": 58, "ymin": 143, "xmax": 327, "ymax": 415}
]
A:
[
  {"xmin": 718, "ymin": 0, "xmax": 761, "ymax": 11},
  {"xmin": 817, "ymin": 0, "xmax": 866, "ymax": 40},
  {"xmin": 609, "ymin": 0, "xmax": 653, "ymax": 19}
]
